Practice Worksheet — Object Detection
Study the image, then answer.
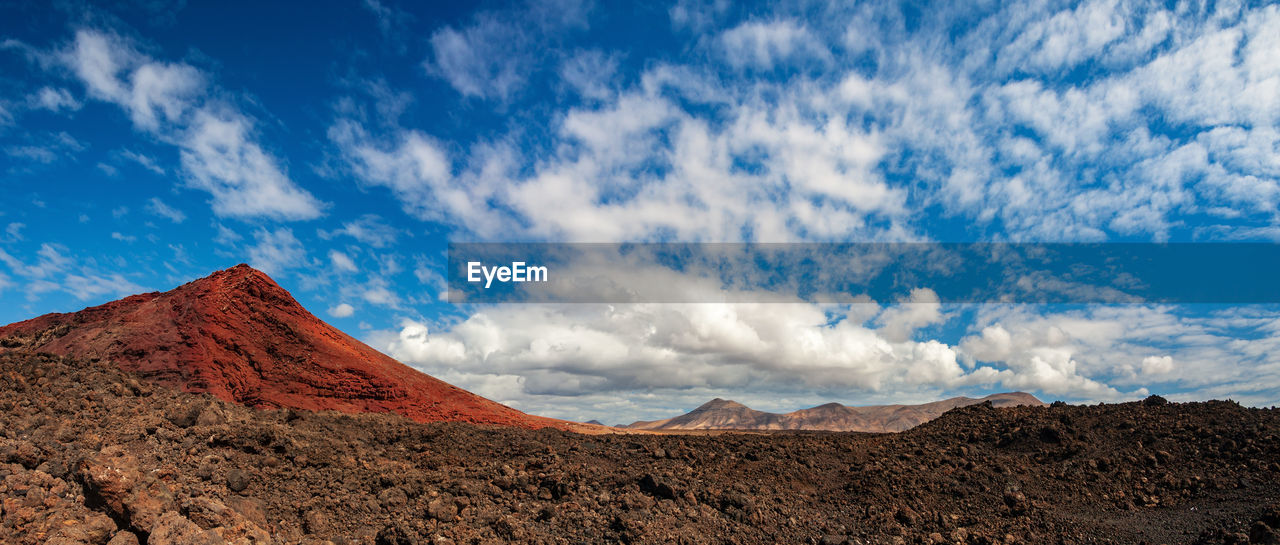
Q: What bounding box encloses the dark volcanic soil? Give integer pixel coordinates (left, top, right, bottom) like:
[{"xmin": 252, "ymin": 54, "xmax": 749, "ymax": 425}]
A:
[{"xmin": 3, "ymin": 353, "xmax": 1278, "ymax": 545}]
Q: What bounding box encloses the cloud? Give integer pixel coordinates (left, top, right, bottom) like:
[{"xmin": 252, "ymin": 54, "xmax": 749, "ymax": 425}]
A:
[
  {"xmin": 334, "ymin": 63, "xmax": 903, "ymax": 241},
  {"xmin": 826, "ymin": 2, "xmax": 1280, "ymax": 241},
  {"xmin": 960, "ymin": 321, "xmax": 1131, "ymax": 400},
  {"xmin": 379, "ymin": 267, "xmax": 1076, "ymax": 406},
  {"xmin": 0, "ymin": 244, "xmax": 72, "ymax": 279},
  {"xmin": 8, "ymin": 146, "xmax": 60, "ymax": 163},
  {"xmin": 50, "ymin": 29, "xmax": 324, "ymax": 220},
  {"xmin": 328, "ymin": 120, "xmax": 513, "ymax": 232},
  {"xmin": 1126, "ymin": 8, "xmax": 1280, "ymax": 129},
  {"xmin": 1140, "ymin": 355, "xmax": 1174, "ymax": 376},
  {"xmin": 669, "ymin": 0, "xmax": 729, "ymax": 31},
  {"xmin": 5, "ymin": 146, "xmax": 57, "ymax": 163},
  {"xmin": 4, "ymin": 223, "xmax": 24, "ymax": 242},
  {"xmin": 328, "ymin": 120, "xmax": 451, "ymax": 206},
  {"xmin": 412, "ymin": 258, "xmax": 448, "ymax": 301},
  {"xmin": 328, "ymin": 249, "xmax": 357, "ymax": 273},
  {"xmin": 426, "ymin": 1, "xmax": 590, "ymax": 101},
  {"xmin": 559, "ymin": 49, "xmax": 618, "ymax": 100},
  {"xmin": 122, "ymin": 150, "xmax": 165, "ymax": 175},
  {"xmin": 146, "ymin": 197, "xmax": 186, "ymax": 223},
  {"xmin": 719, "ymin": 20, "xmax": 829, "ymax": 69},
  {"xmin": 0, "ymin": 244, "xmax": 146, "ymax": 303},
  {"xmin": 213, "ymin": 223, "xmax": 242, "ymax": 245},
  {"xmin": 956, "ymin": 305, "xmax": 1280, "ymax": 403},
  {"xmin": 64, "ymin": 30, "xmax": 203, "ymax": 130},
  {"xmin": 428, "ymin": 15, "xmax": 529, "ymax": 101},
  {"xmin": 318, "ymin": 214, "xmax": 401, "ymax": 248},
  {"xmin": 246, "ymin": 228, "xmax": 306, "ymax": 276},
  {"xmin": 996, "ymin": 0, "xmax": 1129, "ymax": 74},
  {"xmin": 180, "ymin": 108, "xmax": 325, "ymax": 220},
  {"xmin": 359, "ymin": 277, "xmax": 400, "ymax": 307},
  {"xmin": 62, "ymin": 272, "xmax": 146, "ymax": 301},
  {"xmin": 362, "ymin": 0, "xmax": 412, "ymax": 42},
  {"xmin": 4, "ymin": 132, "xmax": 85, "ymax": 165},
  {"xmin": 874, "ymin": 288, "xmax": 945, "ymax": 343},
  {"xmin": 28, "ymin": 87, "xmax": 82, "ymax": 112},
  {"xmin": 328, "ymin": 302, "xmax": 355, "ymax": 318},
  {"xmin": 379, "ymin": 299, "xmax": 1001, "ymax": 412}
]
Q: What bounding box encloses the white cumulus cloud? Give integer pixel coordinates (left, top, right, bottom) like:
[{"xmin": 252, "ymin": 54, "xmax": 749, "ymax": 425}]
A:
[
  {"xmin": 328, "ymin": 303, "xmax": 355, "ymax": 318},
  {"xmin": 52, "ymin": 29, "xmax": 325, "ymax": 220}
]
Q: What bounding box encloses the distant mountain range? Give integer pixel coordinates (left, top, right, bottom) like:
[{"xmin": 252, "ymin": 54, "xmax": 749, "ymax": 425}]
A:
[{"xmin": 624, "ymin": 393, "xmax": 1045, "ymax": 432}]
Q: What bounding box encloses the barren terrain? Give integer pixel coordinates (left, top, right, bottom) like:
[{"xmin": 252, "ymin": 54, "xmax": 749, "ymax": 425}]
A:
[{"xmin": 3, "ymin": 351, "xmax": 1277, "ymax": 545}]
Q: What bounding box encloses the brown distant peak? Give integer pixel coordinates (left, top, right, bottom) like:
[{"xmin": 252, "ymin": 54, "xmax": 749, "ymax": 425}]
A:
[
  {"xmin": 694, "ymin": 398, "xmax": 749, "ymax": 411},
  {"xmin": 981, "ymin": 392, "xmax": 1047, "ymax": 407},
  {"xmin": 809, "ymin": 402, "xmax": 846, "ymax": 411}
]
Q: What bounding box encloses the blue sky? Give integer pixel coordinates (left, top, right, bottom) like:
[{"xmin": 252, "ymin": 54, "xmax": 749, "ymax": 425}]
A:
[{"xmin": 1, "ymin": 0, "xmax": 1278, "ymax": 423}]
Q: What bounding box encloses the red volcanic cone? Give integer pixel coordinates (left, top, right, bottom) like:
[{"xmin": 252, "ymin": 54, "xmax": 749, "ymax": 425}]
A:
[{"xmin": 0, "ymin": 264, "xmax": 581, "ymax": 430}]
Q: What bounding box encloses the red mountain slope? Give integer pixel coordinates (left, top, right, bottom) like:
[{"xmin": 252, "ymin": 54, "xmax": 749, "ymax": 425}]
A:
[{"xmin": 0, "ymin": 264, "xmax": 589, "ymax": 431}]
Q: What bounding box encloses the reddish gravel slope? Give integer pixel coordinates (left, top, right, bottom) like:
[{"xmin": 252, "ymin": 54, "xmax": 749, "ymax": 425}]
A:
[{"xmin": 0, "ymin": 264, "xmax": 586, "ymax": 431}]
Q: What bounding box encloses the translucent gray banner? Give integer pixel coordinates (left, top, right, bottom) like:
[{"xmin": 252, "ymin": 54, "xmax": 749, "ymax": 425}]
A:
[{"xmin": 446, "ymin": 243, "xmax": 1280, "ymax": 304}]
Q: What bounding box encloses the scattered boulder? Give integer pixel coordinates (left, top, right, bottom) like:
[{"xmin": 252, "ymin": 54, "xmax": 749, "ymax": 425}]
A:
[
  {"xmin": 375, "ymin": 524, "xmax": 421, "ymax": 545},
  {"xmin": 377, "ymin": 486, "xmax": 408, "ymax": 509},
  {"xmin": 106, "ymin": 532, "xmax": 140, "ymax": 545},
  {"xmin": 639, "ymin": 473, "xmax": 677, "ymax": 500},
  {"xmin": 147, "ymin": 509, "xmax": 272, "ymax": 545},
  {"xmin": 147, "ymin": 512, "xmax": 219, "ymax": 545},
  {"xmin": 426, "ymin": 496, "xmax": 457, "ymax": 522},
  {"xmin": 195, "ymin": 405, "xmax": 227, "ymax": 427},
  {"xmin": 226, "ymin": 469, "xmax": 250, "ymax": 493},
  {"xmin": 79, "ymin": 446, "xmax": 176, "ymax": 533},
  {"xmin": 40, "ymin": 512, "xmax": 115, "ymax": 545}
]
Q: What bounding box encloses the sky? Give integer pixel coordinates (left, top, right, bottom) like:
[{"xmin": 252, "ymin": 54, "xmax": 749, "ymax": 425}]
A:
[{"xmin": 1, "ymin": 0, "xmax": 1278, "ymax": 424}]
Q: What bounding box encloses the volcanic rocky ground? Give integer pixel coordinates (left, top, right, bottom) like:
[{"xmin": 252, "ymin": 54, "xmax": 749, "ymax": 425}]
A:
[{"xmin": 2, "ymin": 351, "xmax": 1278, "ymax": 545}]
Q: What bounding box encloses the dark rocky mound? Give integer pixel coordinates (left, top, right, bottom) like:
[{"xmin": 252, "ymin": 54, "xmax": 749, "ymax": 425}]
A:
[{"xmin": 2, "ymin": 352, "xmax": 1277, "ymax": 544}]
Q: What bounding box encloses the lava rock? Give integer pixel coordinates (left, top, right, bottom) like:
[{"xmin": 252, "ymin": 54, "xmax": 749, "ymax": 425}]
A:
[
  {"xmin": 426, "ymin": 496, "xmax": 458, "ymax": 522},
  {"xmin": 226, "ymin": 469, "xmax": 250, "ymax": 493},
  {"xmin": 639, "ymin": 473, "xmax": 678, "ymax": 500}
]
